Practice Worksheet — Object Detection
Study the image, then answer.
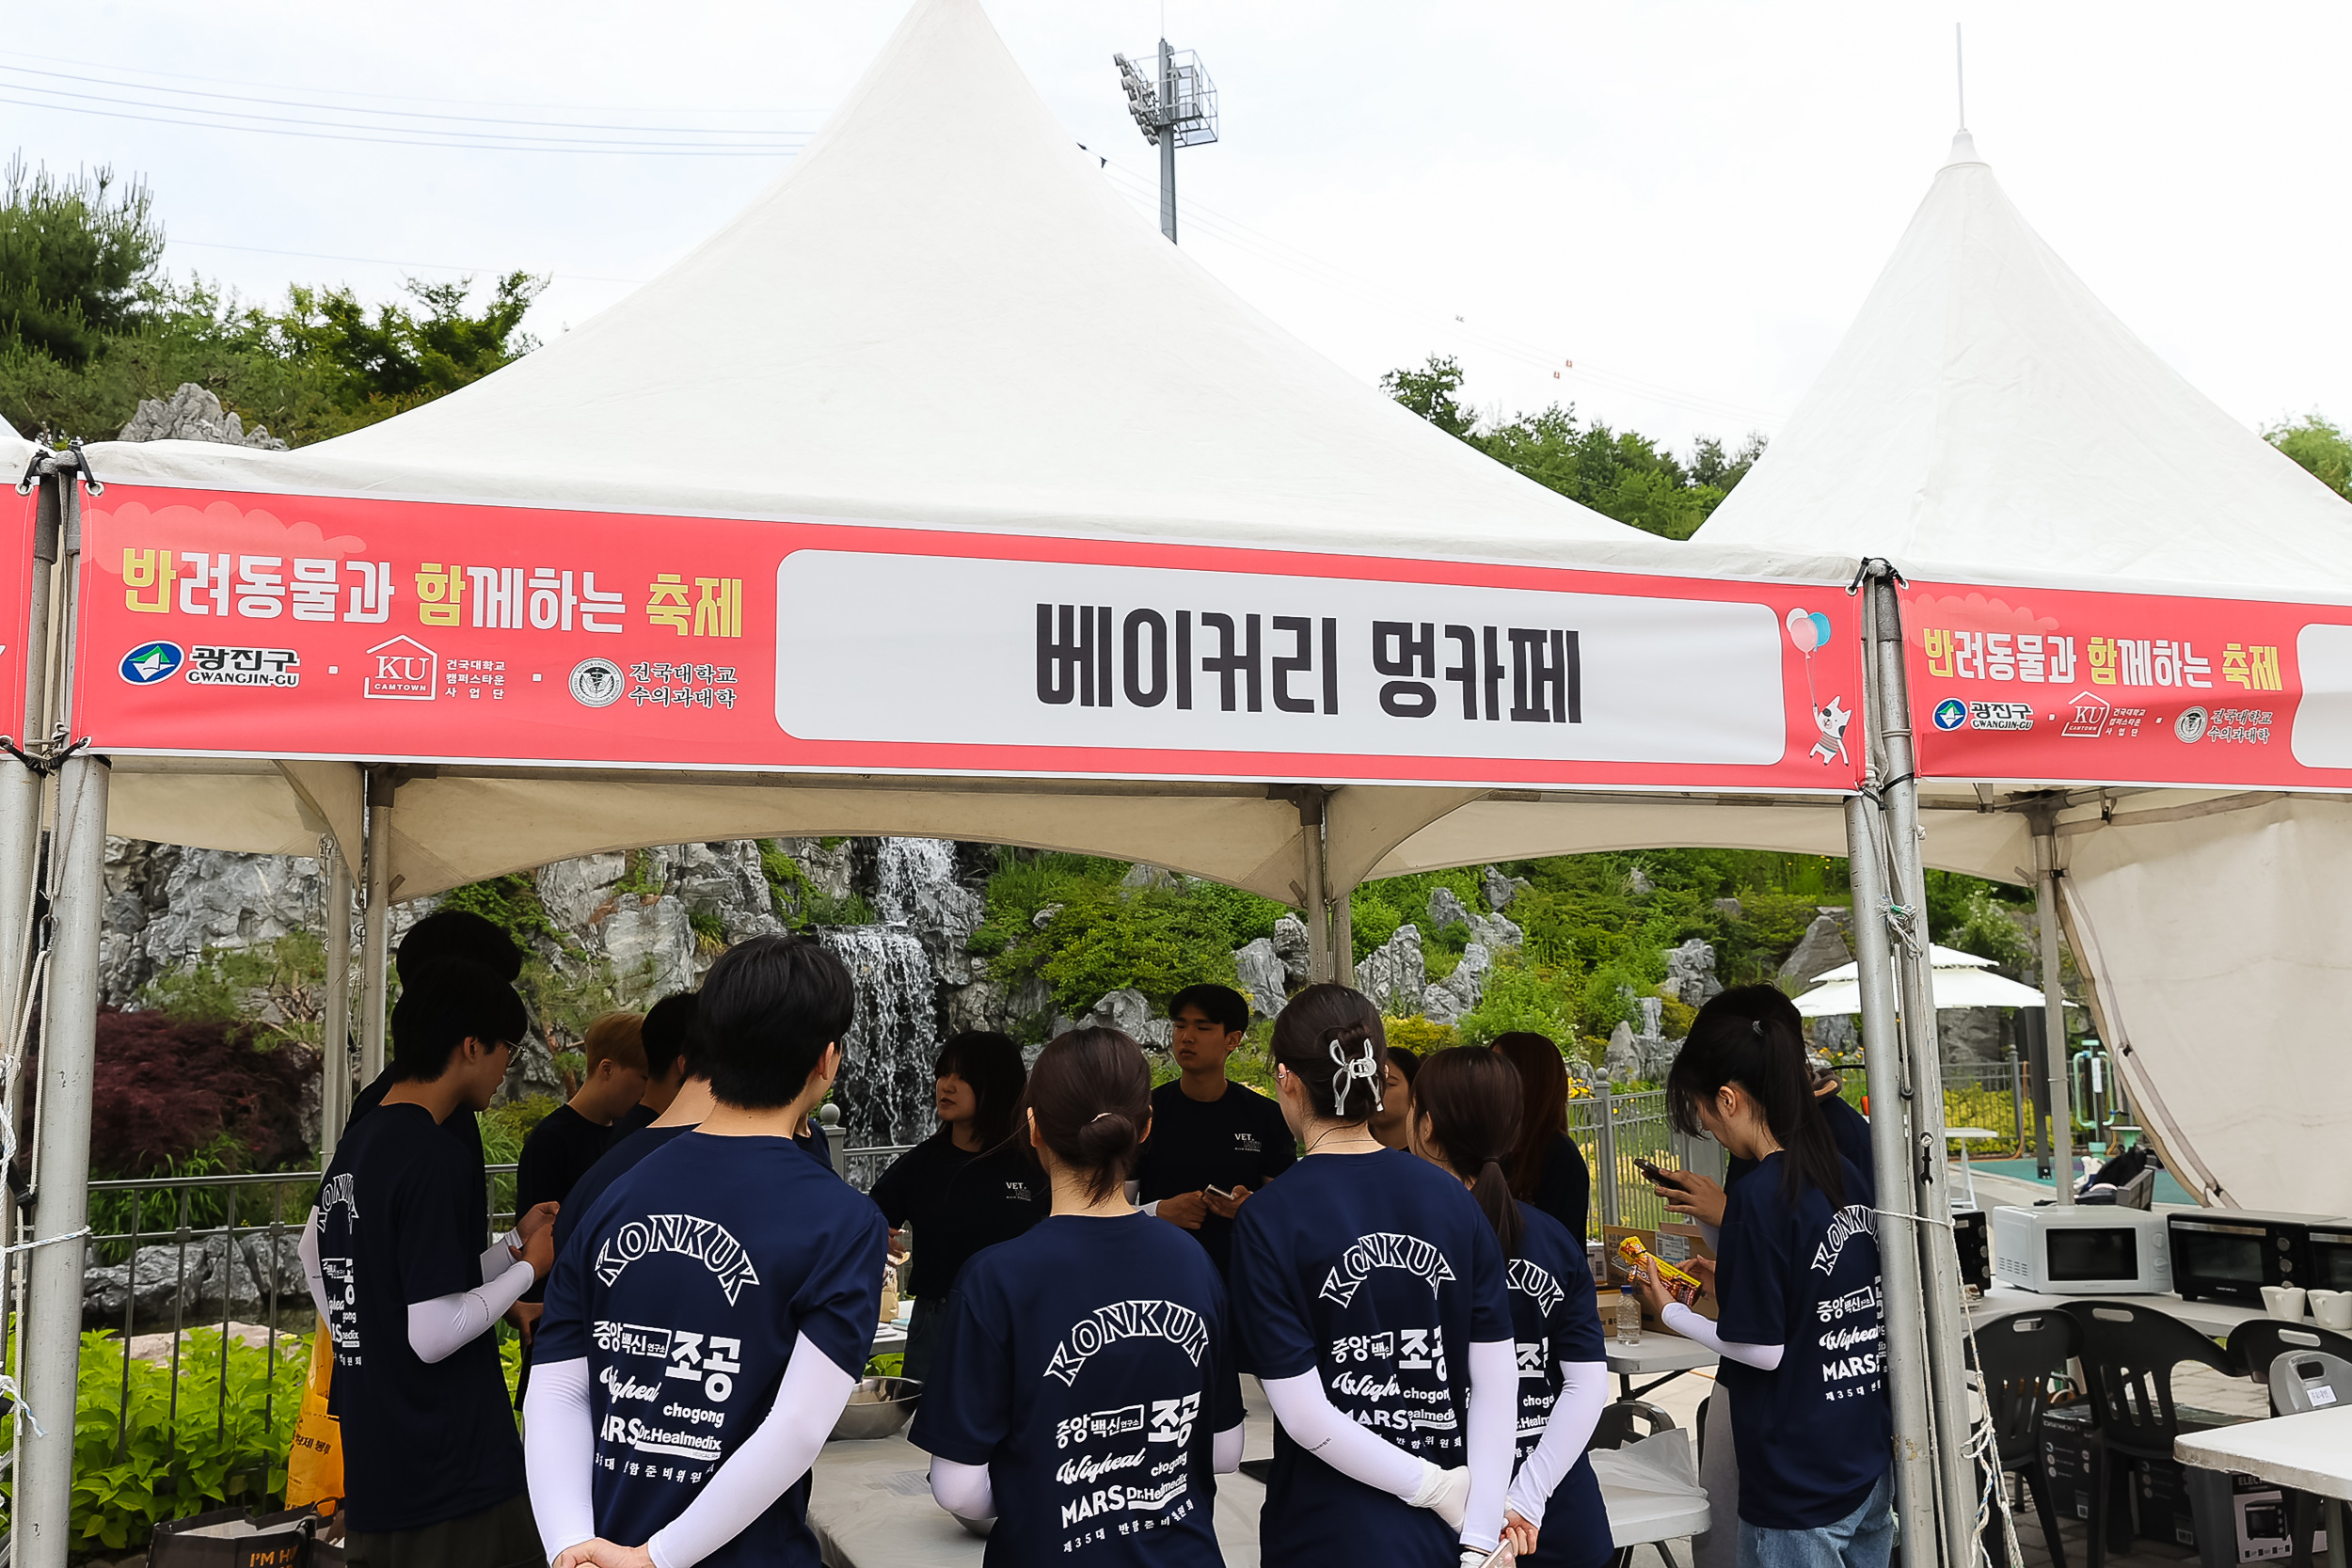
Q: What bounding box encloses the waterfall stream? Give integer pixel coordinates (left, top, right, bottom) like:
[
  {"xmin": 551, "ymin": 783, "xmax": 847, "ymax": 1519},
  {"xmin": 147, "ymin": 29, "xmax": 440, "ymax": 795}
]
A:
[{"xmin": 819, "ymin": 923, "xmax": 941, "ymax": 1146}]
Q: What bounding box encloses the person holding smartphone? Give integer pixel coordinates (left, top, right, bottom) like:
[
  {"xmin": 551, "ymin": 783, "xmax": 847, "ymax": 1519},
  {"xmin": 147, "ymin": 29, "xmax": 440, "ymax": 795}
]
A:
[
  {"xmin": 1228, "ymin": 986, "xmax": 1518, "ymax": 1568},
  {"xmin": 913, "ymin": 1026, "xmax": 1245, "ymax": 1563},
  {"xmin": 1411, "ymin": 1048, "xmax": 1611, "ymax": 1568},
  {"xmin": 1132, "ymin": 984, "xmax": 1295, "ymax": 1275},
  {"xmin": 1632, "ymin": 989, "xmax": 1891, "ymax": 1568}
]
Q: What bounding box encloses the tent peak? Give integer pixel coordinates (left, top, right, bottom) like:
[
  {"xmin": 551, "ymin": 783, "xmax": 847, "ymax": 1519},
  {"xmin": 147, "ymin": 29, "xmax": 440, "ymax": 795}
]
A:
[{"xmin": 1944, "ymin": 129, "xmax": 1982, "ymax": 167}]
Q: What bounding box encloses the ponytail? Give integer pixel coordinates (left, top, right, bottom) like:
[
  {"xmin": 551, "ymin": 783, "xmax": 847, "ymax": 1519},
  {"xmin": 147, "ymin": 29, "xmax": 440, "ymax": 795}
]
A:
[
  {"xmin": 1021, "ymin": 1027, "xmax": 1152, "ymax": 1202},
  {"xmin": 1413, "ymin": 1047, "xmax": 1527, "ymax": 1259},
  {"xmin": 1271, "ymin": 985, "xmax": 1388, "ymax": 1123},
  {"xmin": 1666, "ymin": 985, "xmax": 1847, "ymax": 1209}
]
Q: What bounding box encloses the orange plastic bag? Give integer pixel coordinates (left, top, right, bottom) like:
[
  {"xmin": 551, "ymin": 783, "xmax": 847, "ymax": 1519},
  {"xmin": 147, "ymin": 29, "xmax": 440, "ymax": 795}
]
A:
[{"xmin": 284, "ymin": 1318, "xmax": 343, "ymax": 1510}]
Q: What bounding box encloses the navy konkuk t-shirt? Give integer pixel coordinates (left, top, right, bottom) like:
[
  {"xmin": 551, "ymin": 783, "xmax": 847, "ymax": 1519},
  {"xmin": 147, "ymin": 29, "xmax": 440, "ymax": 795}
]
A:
[
  {"xmin": 536, "ymin": 1131, "xmax": 890, "ymax": 1568},
  {"xmin": 911, "ymin": 1212, "xmax": 1243, "ymax": 1566},
  {"xmin": 1713, "ymin": 1152, "xmax": 1891, "ymax": 1530},
  {"xmin": 1228, "ymin": 1148, "xmax": 1513, "ymax": 1568},
  {"xmin": 315, "ymin": 1103, "xmax": 525, "ymax": 1533},
  {"xmin": 1508, "ymin": 1203, "xmax": 1613, "ymax": 1568}
]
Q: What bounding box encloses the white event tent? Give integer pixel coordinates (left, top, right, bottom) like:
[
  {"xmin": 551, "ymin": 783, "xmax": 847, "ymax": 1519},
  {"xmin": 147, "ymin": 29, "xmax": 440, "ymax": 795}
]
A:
[
  {"xmin": 1700, "ymin": 130, "xmax": 2352, "ymax": 1212},
  {"xmin": 77, "ymin": 0, "xmax": 1857, "ymax": 920}
]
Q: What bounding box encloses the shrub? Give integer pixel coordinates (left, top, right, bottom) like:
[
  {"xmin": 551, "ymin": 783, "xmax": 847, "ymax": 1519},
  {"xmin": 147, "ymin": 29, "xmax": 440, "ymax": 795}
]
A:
[
  {"xmin": 1382, "ymin": 1017, "xmax": 1458, "ymax": 1054},
  {"xmin": 20, "ymin": 1328, "xmax": 309, "ymax": 1552},
  {"xmin": 1456, "ymin": 954, "xmax": 1580, "ymax": 1048},
  {"xmin": 88, "ymin": 1009, "xmax": 316, "ymax": 1179}
]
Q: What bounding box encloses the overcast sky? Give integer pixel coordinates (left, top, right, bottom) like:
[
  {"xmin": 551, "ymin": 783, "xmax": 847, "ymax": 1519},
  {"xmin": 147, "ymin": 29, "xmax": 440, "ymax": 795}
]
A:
[{"xmin": 12, "ymin": 2, "xmax": 2347, "ymax": 454}]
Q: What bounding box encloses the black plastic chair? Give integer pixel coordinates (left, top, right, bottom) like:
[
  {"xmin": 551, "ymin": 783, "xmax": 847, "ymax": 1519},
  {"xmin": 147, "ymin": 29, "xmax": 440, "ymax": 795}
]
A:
[
  {"xmin": 2225, "ymin": 1317, "xmax": 2352, "ymax": 1386},
  {"xmin": 1971, "ymin": 1310, "xmax": 2082, "ymax": 1568},
  {"xmin": 1593, "ymin": 1400, "xmax": 1680, "ymax": 1568},
  {"xmin": 2066, "ymin": 1301, "xmax": 2238, "ymax": 1568}
]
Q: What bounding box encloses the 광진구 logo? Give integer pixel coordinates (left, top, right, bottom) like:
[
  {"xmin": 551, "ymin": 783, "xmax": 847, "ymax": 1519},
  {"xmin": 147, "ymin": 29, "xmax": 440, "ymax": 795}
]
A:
[
  {"xmin": 569, "ymin": 657, "xmax": 625, "ymax": 708},
  {"xmin": 119, "ymin": 641, "xmax": 184, "ymax": 686},
  {"xmin": 1931, "ymin": 698, "xmax": 1968, "ymax": 731}
]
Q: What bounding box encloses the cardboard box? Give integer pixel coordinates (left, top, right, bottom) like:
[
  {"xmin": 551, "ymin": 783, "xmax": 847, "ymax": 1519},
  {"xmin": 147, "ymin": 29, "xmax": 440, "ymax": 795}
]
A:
[
  {"xmin": 2038, "ymin": 1404, "xmax": 2130, "ymax": 1539},
  {"xmin": 1602, "ymin": 1225, "xmax": 1719, "ymax": 1327},
  {"xmin": 150, "ymin": 1506, "xmax": 318, "ymax": 1568}
]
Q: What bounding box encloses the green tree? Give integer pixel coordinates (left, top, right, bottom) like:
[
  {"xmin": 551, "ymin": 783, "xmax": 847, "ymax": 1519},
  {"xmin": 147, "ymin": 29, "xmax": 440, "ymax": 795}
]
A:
[
  {"xmin": 0, "ymin": 158, "xmax": 162, "ymax": 368},
  {"xmin": 1379, "ymin": 354, "xmax": 1765, "ymax": 540},
  {"xmin": 2265, "ymin": 413, "xmax": 2352, "ymax": 499}
]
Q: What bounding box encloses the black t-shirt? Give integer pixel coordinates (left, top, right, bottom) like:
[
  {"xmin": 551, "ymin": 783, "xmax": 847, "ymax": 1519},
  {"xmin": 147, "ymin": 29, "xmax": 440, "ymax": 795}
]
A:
[
  {"xmin": 604, "ymin": 1101, "xmax": 659, "ymax": 1152},
  {"xmin": 912, "ymin": 1213, "xmax": 1243, "ymax": 1565},
  {"xmin": 519, "ymin": 1103, "xmax": 612, "ymax": 1213},
  {"xmin": 1714, "ymin": 1152, "xmax": 1890, "ymax": 1528},
  {"xmin": 1528, "ymin": 1134, "xmax": 1591, "ymax": 1243},
  {"xmin": 869, "ymin": 1137, "xmax": 1048, "ymax": 1301},
  {"xmin": 1725, "ymin": 1097, "xmax": 1876, "ymax": 1204},
  {"xmin": 1228, "ymin": 1148, "xmax": 1513, "ymax": 1568},
  {"xmin": 315, "ymin": 1103, "xmax": 525, "ymax": 1533},
  {"xmin": 1509, "ymin": 1204, "xmax": 1613, "ymax": 1568},
  {"xmin": 552, "ymin": 1123, "xmax": 696, "ymax": 1259},
  {"xmin": 1133, "ymin": 1079, "xmax": 1296, "ymax": 1274},
  {"xmin": 346, "ymin": 1066, "xmax": 488, "ymax": 1243},
  {"xmin": 538, "ymin": 1132, "xmax": 889, "ymax": 1568}
]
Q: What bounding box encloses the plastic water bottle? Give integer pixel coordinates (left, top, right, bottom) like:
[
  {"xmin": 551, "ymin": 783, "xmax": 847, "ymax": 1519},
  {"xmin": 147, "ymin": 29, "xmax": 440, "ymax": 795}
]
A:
[{"xmin": 1615, "ymin": 1291, "xmax": 1642, "ymax": 1347}]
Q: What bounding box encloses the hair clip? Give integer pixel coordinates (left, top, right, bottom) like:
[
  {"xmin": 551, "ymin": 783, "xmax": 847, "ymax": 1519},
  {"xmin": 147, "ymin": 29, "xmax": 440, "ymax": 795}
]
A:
[
  {"xmin": 1328, "ymin": 1034, "xmax": 1384, "ymax": 1117},
  {"xmin": 1750, "ymin": 1019, "xmax": 1765, "ymax": 1037}
]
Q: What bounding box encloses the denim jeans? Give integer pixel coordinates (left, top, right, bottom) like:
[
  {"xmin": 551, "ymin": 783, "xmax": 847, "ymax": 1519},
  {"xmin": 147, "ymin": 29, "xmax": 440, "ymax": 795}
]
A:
[{"xmin": 1737, "ymin": 1471, "xmax": 1895, "ymax": 1568}]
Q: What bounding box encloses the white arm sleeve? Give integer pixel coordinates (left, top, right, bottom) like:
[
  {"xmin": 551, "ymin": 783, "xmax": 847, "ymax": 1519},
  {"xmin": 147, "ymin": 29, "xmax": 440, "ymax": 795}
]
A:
[
  {"xmin": 1662, "ymin": 1303, "xmax": 1784, "ymax": 1370},
  {"xmin": 1262, "ymin": 1370, "xmax": 1430, "ymax": 1498},
  {"xmin": 644, "ymin": 1332, "xmax": 859, "ymax": 1568},
  {"xmin": 1460, "ymin": 1338, "xmax": 1517, "ymax": 1554},
  {"xmin": 1504, "ymin": 1359, "xmax": 1609, "ymax": 1525},
  {"xmin": 1121, "ymin": 1180, "xmax": 1160, "ymax": 1217},
  {"xmin": 1698, "ymin": 1220, "xmax": 1721, "ymax": 1250},
  {"xmin": 405, "ymin": 1257, "xmax": 534, "ymax": 1364},
  {"xmin": 1213, "ymin": 1422, "xmax": 1244, "ymax": 1475},
  {"xmin": 521, "ymin": 1357, "xmax": 597, "ymax": 1560},
  {"xmin": 929, "ymin": 1456, "xmax": 996, "ymax": 1521},
  {"xmin": 298, "ymin": 1209, "xmax": 329, "ymax": 1325}
]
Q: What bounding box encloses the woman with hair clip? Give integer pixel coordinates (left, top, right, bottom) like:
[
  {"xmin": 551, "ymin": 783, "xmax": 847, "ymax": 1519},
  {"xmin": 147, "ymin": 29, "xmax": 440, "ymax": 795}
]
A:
[
  {"xmin": 1631, "ymin": 988, "xmax": 1892, "ymax": 1568},
  {"xmin": 1227, "ymin": 985, "xmax": 1518, "ymax": 1568},
  {"xmin": 1412, "ymin": 1048, "xmax": 1612, "ymax": 1568},
  {"xmin": 870, "ymin": 1031, "xmax": 1049, "ymax": 1382},
  {"xmin": 911, "ymin": 1027, "xmax": 1244, "ymax": 1565}
]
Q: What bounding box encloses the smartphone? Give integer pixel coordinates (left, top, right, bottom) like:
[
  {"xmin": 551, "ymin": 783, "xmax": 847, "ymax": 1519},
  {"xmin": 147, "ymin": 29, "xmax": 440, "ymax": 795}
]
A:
[
  {"xmin": 1471, "ymin": 1544, "xmax": 1515, "ymax": 1568},
  {"xmin": 1204, "ymin": 1185, "xmax": 1238, "ymax": 1202},
  {"xmin": 1633, "ymin": 1158, "xmax": 1677, "ymax": 1186}
]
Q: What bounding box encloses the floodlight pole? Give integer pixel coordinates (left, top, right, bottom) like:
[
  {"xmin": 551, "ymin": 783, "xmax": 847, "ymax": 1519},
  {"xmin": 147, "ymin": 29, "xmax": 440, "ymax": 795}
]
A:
[{"xmin": 1158, "ymin": 40, "xmax": 1179, "ymax": 243}]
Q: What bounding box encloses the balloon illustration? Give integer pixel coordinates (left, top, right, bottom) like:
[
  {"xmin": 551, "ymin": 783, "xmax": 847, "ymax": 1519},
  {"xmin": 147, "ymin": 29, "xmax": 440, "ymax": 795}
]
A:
[
  {"xmin": 1785, "ymin": 608, "xmax": 1834, "ymax": 652},
  {"xmin": 1786, "ymin": 608, "xmax": 1850, "ymax": 767}
]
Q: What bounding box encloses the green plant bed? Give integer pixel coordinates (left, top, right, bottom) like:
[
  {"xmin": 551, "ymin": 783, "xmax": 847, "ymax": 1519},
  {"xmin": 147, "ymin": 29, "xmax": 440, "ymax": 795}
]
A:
[{"xmin": 6, "ymin": 1327, "xmax": 309, "ymax": 1554}]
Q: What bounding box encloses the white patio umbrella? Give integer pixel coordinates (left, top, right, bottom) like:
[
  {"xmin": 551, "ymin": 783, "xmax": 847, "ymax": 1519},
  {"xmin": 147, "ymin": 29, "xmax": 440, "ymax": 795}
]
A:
[{"xmin": 1795, "ymin": 960, "xmax": 2078, "ymax": 1017}]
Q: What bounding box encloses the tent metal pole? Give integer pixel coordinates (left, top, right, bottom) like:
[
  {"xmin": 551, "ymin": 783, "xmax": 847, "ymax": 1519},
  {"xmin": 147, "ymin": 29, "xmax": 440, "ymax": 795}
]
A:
[
  {"xmin": 1845, "ymin": 789, "xmax": 1940, "ymax": 1568},
  {"xmin": 320, "ymin": 846, "xmax": 353, "ymax": 1164},
  {"xmin": 17, "ymin": 460, "xmax": 104, "ymax": 1568},
  {"xmin": 1329, "ymin": 879, "xmax": 1356, "ymax": 989},
  {"xmin": 1863, "ymin": 566, "xmax": 1977, "ymax": 1568},
  {"xmin": 359, "ymin": 768, "xmax": 394, "ymax": 1085},
  {"xmin": 1298, "ymin": 790, "xmax": 1330, "ymax": 984},
  {"xmin": 0, "ymin": 474, "xmax": 58, "ymax": 1085},
  {"xmin": 2030, "ymin": 818, "xmax": 2074, "ymax": 1205}
]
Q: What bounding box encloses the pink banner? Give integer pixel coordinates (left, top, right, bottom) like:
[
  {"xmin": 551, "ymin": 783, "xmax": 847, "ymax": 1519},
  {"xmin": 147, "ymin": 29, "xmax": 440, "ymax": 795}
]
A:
[
  {"xmin": 73, "ymin": 486, "xmax": 1865, "ymax": 792},
  {"xmin": 1905, "ymin": 581, "xmax": 2352, "ymax": 787}
]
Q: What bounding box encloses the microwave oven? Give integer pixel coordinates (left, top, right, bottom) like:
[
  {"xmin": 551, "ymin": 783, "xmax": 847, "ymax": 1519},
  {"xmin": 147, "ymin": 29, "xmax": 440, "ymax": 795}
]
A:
[
  {"xmin": 1992, "ymin": 1205, "xmax": 2171, "ymax": 1294},
  {"xmin": 2169, "ymin": 1212, "xmax": 2345, "ymax": 1304},
  {"xmin": 2306, "ymin": 1226, "xmax": 2352, "ymax": 1293}
]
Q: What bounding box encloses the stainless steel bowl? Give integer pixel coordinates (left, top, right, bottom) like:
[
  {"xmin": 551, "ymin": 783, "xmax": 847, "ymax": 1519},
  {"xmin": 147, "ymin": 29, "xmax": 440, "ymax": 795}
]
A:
[{"xmin": 830, "ymin": 1375, "xmax": 922, "ymax": 1441}]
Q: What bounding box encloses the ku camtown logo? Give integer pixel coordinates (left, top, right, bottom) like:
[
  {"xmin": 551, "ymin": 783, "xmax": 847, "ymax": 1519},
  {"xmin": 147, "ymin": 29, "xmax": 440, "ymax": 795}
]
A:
[{"xmin": 364, "ymin": 636, "xmax": 436, "ymax": 701}]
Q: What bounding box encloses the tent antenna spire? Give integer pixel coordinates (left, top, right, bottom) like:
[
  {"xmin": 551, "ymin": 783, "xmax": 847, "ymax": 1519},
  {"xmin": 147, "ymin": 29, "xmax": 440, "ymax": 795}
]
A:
[{"xmin": 1954, "ymin": 22, "xmax": 1967, "ymax": 132}]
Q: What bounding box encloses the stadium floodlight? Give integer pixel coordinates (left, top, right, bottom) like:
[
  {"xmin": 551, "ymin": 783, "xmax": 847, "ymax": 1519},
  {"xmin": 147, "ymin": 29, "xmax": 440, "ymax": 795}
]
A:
[{"xmin": 1110, "ymin": 41, "xmax": 1217, "ymax": 242}]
